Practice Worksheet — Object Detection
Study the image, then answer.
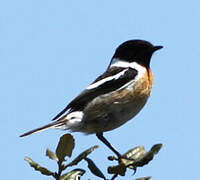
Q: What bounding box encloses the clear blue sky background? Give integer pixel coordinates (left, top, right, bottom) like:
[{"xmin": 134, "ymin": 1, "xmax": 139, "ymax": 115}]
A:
[{"xmin": 1, "ymin": 0, "xmax": 199, "ymax": 179}]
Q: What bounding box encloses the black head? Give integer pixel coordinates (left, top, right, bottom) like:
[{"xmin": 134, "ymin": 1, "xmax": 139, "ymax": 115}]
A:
[{"xmin": 113, "ymin": 40, "xmax": 163, "ymax": 67}]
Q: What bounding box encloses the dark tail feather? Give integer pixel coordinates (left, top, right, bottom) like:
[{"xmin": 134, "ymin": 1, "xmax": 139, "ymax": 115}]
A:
[{"xmin": 19, "ymin": 121, "xmax": 62, "ymax": 137}]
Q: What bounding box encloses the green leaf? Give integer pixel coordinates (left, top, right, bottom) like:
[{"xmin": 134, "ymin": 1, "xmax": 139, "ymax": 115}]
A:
[
  {"xmin": 85, "ymin": 157, "xmax": 106, "ymax": 179},
  {"xmin": 108, "ymin": 164, "xmax": 126, "ymax": 176},
  {"xmin": 123, "ymin": 146, "xmax": 146, "ymax": 160},
  {"xmin": 108, "ymin": 144, "xmax": 163, "ymax": 176},
  {"xmin": 25, "ymin": 156, "xmax": 54, "ymax": 176},
  {"xmin": 56, "ymin": 133, "xmax": 75, "ymax": 162},
  {"xmin": 66, "ymin": 145, "xmax": 99, "ymax": 168},
  {"xmin": 135, "ymin": 176, "xmax": 151, "ymax": 180},
  {"xmin": 134, "ymin": 144, "xmax": 163, "ymax": 167},
  {"xmin": 60, "ymin": 169, "xmax": 85, "ymax": 180},
  {"xmin": 46, "ymin": 148, "xmax": 58, "ymax": 161},
  {"xmin": 150, "ymin": 144, "xmax": 163, "ymax": 154},
  {"xmin": 119, "ymin": 146, "xmax": 147, "ymax": 168}
]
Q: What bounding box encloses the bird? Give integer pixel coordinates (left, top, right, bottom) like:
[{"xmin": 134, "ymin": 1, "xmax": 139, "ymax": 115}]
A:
[{"xmin": 20, "ymin": 39, "xmax": 163, "ymax": 158}]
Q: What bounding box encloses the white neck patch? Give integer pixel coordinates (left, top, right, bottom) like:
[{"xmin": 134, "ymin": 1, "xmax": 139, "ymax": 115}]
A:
[{"xmin": 110, "ymin": 58, "xmax": 146, "ymax": 73}]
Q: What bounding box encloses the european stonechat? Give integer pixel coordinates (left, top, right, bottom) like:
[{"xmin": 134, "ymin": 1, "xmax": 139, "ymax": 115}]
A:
[{"xmin": 20, "ymin": 40, "xmax": 163, "ymax": 158}]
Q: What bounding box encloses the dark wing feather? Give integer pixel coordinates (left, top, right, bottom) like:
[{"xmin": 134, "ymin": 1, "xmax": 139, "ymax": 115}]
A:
[{"xmin": 52, "ymin": 67, "xmax": 137, "ymax": 120}]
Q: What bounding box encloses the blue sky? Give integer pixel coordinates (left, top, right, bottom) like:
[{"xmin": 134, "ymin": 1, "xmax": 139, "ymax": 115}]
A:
[{"xmin": 1, "ymin": 0, "xmax": 200, "ymax": 179}]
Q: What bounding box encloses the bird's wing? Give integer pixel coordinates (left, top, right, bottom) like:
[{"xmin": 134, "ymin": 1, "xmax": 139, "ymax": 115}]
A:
[{"xmin": 52, "ymin": 67, "xmax": 137, "ymax": 120}]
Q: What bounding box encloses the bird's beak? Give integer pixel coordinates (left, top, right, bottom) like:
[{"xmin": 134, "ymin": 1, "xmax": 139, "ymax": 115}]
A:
[{"xmin": 153, "ymin": 45, "xmax": 163, "ymax": 52}]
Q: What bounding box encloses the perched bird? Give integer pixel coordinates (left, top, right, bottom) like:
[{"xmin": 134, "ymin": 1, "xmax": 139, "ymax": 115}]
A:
[{"xmin": 20, "ymin": 40, "xmax": 163, "ymax": 158}]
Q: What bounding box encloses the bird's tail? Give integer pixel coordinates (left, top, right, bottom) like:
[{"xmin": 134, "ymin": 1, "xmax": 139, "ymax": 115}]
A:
[
  {"xmin": 19, "ymin": 120, "xmax": 66, "ymax": 137},
  {"xmin": 20, "ymin": 111, "xmax": 84, "ymax": 137}
]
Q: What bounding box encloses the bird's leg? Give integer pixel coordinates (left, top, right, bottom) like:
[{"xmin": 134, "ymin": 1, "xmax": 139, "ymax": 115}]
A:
[{"xmin": 96, "ymin": 132, "xmax": 121, "ymax": 158}]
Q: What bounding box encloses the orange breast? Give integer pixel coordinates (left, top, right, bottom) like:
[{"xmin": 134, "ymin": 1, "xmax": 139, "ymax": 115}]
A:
[
  {"xmin": 129, "ymin": 68, "xmax": 154, "ymax": 98},
  {"xmin": 139, "ymin": 68, "xmax": 154, "ymax": 96},
  {"xmin": 147, "ymin": 68, "xmax": 154, "ymax": 92}
]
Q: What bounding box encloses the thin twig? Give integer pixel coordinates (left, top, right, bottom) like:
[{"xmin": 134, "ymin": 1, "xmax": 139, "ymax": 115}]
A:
[{"xmin": 110, "ymin": 174, "xmax": 118, "ymax": 180}]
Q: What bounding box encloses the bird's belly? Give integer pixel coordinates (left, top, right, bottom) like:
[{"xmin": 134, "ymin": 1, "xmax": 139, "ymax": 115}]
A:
[
  {"xmin": 80, "ymin": 90, "xmax": 149, "ymax": 134},
  {"xmin": 111, "ymin": 97, "xmax": 148, "ymax": 125}
]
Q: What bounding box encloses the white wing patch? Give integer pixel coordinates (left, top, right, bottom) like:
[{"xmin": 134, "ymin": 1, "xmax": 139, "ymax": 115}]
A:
[{"xmin": 86, "ymin": 69, "xmax": 128, "ymax": 90}]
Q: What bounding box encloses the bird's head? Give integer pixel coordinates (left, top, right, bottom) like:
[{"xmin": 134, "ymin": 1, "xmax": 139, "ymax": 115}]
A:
[{"xmin": 112, "ymin": 40, "xmax": 163, "ymax": 68}]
